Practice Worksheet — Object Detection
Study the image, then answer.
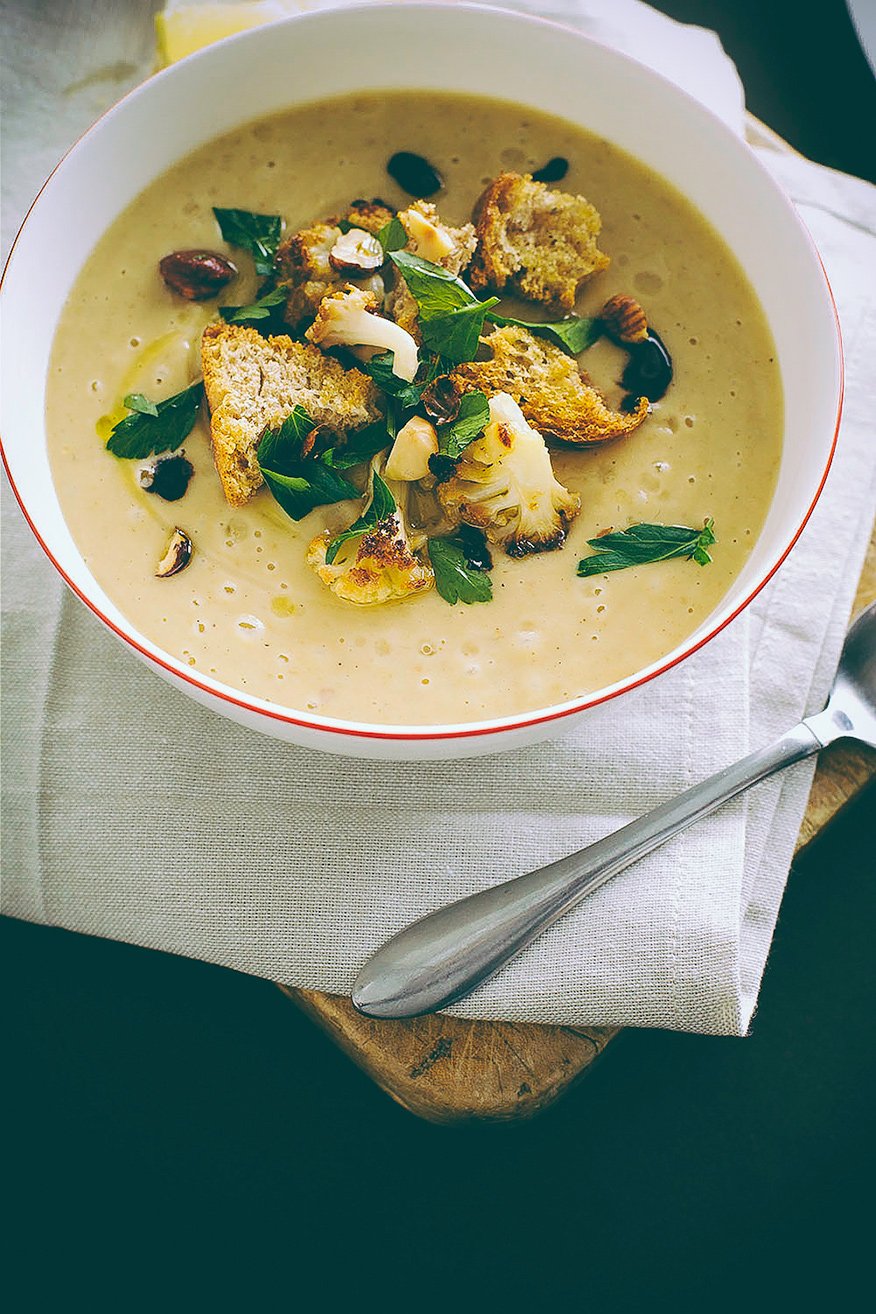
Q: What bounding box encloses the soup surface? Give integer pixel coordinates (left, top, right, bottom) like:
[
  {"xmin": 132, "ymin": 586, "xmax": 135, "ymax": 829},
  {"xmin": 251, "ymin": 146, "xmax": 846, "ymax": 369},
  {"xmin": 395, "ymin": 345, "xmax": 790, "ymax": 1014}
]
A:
[{"xmin": 47, "ymin": 91, "xmax": 782, "ymax": 726}]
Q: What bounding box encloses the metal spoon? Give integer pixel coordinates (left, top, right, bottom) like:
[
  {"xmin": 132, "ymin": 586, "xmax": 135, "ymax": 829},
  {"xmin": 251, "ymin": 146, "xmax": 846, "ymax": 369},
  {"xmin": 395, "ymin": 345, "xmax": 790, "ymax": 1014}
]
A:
[{"xmin": 353, "ymin": 602, "xmax": 876, "ymax": 1020}]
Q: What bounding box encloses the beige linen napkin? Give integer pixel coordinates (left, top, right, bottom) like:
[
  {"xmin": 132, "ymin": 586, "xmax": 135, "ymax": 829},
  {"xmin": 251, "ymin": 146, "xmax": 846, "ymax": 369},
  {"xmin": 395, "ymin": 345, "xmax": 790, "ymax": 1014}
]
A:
[{"xmin": 2, "ymin": 0, "xmax": 874, "ymax": 1034}]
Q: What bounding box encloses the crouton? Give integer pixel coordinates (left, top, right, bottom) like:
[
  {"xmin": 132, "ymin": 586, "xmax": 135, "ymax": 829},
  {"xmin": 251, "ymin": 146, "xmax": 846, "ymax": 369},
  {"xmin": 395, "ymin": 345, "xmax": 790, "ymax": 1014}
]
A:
[
  {"xmin": 450, "ymin": 324, "xmax": 648, "ymax": 446},
  {"xmin": 386, "ymin": 201, "xmax": 478, "ymax": 338},
  {"xmin": 274, "ymin": 201, "xmax": 394, "ymax": 327},
  {"xmin": 274, "ymin": 220, "xmax": 345, "ymax": 326},
  {"xmin": 343, "ymin": 198, "xmax": 396, "ymax": 236},
  {"xmin": 468, "ymin": 172, "xmax": 609, "ymax": 312},
  {"xmin": 201, "ymin": 321, "xmax": 380, "ymax": 506}
]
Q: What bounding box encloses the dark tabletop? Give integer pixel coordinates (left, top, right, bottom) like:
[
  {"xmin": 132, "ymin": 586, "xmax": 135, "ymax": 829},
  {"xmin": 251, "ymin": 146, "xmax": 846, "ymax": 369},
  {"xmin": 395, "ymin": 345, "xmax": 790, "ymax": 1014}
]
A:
[{"xmin": 3, "ymin": 1, "xmax": 874, "ymax": 1307}]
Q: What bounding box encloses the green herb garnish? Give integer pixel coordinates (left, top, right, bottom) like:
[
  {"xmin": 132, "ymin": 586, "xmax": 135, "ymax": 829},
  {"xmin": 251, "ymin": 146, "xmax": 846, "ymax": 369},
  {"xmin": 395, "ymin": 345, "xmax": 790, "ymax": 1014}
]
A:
[
  {"xmin": 389, "ymin": 251, "xmax": 478, "ymax": 317},
  {"xmin": 122, "ymin": 392, "xmax": 158, "ymax": 417},
  {"xmin": 487, "ymin": 311, "xmax": 603, "ymax": 356},
  {"xmin": 258, "ymin": 406, "xmax": 359, "ymax": 520},
  {"xmin": 429, "ymin": 529, "xmax": 493, "ymax": 605},
  {"xmin": 389, "ymin": 251, "xmax": 596, "ymax": 362},
  {"xmin": 377, "ymin": 216, "xmax": 408, "ymax": 255},
  {"xmin": 218, "ymin": 285, "xmax": 287, "ymax": 327},
  {"xmin": 577, "ymin": 519, "xmax": 717, "ymax": 576},
  {"xmin": 420, "ymin": 297, "xmax": 499, "ymax": 363},
  {"xmin": 361, "ymin": 352, "xmax": 426, "ymax": 409},
  {"xmin": 106, "ymin": 381, "xmax": 204, "ymax": 459},
  {"xmin": 325, "ymin": 471, "xmax": 396, "ymax": 564},
  {"xmin": 212, "ymin": 207, "xmax": 283, "ymax": 278},
  {"xmin": 436, "ymin": 390, "xmax": 490, "ymax": 459},
  {"xmin": 320, "ymin": 420, "xmax": 392, "ymax": 470}
]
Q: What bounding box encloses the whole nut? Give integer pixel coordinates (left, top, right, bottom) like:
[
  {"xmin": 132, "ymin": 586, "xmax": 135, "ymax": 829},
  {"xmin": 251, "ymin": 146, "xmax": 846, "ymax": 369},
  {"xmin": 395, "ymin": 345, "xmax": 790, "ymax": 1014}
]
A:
[
  {"xmin": 159, "ymin": 250, "xmax": 237, "ymax": 300},
  {"xmin": 600, "ymin": 293, "xmax": 649, "ymax": 345},
  {"xmin": 420, "ymin": 375, "xmax": 461, "ymax": 423},
  {"xmin": 329, "ymin": 228, "xmax": 384, "ymax": 274}
]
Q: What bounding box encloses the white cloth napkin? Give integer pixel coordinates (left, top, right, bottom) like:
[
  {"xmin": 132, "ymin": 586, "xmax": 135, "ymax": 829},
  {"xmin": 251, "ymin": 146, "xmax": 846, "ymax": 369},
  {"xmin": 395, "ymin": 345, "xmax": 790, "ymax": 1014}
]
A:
[{"xmin": 3, "ymin": 0, "xmax": 875, "ymax": 1034}]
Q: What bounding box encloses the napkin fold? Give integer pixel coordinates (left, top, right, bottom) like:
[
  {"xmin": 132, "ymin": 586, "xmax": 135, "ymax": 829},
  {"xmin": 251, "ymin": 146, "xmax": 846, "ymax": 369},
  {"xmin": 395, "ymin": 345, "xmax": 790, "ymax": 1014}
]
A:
[{"xmin": 2, "ymin": 0, "xmax": 874, "ymax": 1035}]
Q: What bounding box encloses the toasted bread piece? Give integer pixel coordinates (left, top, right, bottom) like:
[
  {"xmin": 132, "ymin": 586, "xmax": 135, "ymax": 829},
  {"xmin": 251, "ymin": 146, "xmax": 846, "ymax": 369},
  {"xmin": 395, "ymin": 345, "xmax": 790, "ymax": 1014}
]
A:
[
  {"xmin": 468, "ymin": 172, "xmax": 609, "ymax": 312},
  {"xmin": 275, "ymin": 200, "xmax": 395, "ymax": 327},
  {"xmin": 387, "ymin": 201, "xmax": 479, "ymax": 338},
  {"xmin": 450, "ymin": 324, "xmax": 648, "ymax": 446},
  {"xmin": 201, "ymin": 321, "xmax": 380, "ymax": 506},
  {"xmin": 344, "ymin": 198, "xmax": 396, "ymax": 235}
]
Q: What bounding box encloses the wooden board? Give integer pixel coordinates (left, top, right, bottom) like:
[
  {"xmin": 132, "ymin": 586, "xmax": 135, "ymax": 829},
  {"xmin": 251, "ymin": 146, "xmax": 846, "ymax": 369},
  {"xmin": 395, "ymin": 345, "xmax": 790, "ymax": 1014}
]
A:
[{"xmin": 280, "ymin": 118, "xmax": 874, "ymax": 1122}]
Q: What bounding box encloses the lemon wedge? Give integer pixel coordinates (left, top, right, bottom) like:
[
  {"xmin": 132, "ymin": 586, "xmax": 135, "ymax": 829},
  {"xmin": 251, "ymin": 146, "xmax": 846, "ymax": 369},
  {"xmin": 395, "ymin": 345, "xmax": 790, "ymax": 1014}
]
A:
[{"xmin": 156, "ymin": 2, "xmax": 301, "ymax": 65}]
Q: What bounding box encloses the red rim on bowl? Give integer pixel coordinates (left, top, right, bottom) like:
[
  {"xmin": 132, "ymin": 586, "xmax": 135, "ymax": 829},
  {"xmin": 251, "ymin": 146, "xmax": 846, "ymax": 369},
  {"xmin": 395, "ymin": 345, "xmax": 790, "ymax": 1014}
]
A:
[{"xmin": 0, "ymin": 3, "xmax": 844, "ymax": 745}]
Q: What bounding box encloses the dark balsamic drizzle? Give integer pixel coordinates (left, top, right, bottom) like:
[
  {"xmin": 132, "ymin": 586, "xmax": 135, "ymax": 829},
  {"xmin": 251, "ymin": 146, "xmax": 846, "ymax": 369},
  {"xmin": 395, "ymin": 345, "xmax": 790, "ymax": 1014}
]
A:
[
  {"xmin": 621, "ymin": 329, "xmax": 673, "ymax": 404},
  {"xmin": 386, "ymin": 152, "xmax": 443, "ymax": 198},
  {"xmin": 457, "ymin": 524, "xmax": 493, "ymax": 572},
  {"xmin": 531, "ymin": 157, "xmax": 569, "ymax": 184},
  {"xmin": 139, "ymin": 453, "xmax": 194, "ymax": 502}
]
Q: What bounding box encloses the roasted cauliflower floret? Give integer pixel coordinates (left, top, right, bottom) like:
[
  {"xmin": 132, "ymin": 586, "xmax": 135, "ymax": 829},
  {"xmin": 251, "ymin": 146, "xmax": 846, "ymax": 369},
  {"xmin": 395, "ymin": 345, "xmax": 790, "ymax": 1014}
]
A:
[
  {"xmin": 305, "ymin": 284, "xmax": 419, "ymax": 382},
  {"xmin": 437, "ymin": 393, "xmax": 580, "ymax": 557},
  {"xmin": 306, "ymin": 469, "xmax": 434, "ymax": 605}
]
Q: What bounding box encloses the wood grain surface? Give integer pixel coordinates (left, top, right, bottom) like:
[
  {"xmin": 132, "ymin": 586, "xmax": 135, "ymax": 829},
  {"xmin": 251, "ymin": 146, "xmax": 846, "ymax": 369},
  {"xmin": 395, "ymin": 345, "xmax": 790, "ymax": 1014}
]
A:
[{"xmin": 280, "ymin": 119, "xmax": 874, "ymax": 1123}]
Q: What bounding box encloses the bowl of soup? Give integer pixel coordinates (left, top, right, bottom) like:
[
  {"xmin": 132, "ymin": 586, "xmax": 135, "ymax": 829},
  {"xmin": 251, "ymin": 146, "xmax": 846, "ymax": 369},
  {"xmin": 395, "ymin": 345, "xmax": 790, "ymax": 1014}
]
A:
[{"xmin": 0, "ymin": 3, "xmax": 841, "ymax": 759}]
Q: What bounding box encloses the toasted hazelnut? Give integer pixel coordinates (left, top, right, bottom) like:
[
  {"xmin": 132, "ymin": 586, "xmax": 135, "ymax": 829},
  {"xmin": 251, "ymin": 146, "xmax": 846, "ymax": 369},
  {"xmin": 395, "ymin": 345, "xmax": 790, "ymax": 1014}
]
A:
[
  {"xmin": 600, "ymin": 293, "xmax": 649, "ymax": 345},
  {"xmin": 159, "ymin": 250, "xmax": 237, "ymax": 300},
  {"xmin": 329, "ymin": 228, "xmax": 384, "ymax": 274},
  {"xmin": 155, "ymin": 528, "xmax": 192, "ymax": 578},
  {"xmin": 421, "ymin": 375, "xmax": 461, "ymax": 423}
]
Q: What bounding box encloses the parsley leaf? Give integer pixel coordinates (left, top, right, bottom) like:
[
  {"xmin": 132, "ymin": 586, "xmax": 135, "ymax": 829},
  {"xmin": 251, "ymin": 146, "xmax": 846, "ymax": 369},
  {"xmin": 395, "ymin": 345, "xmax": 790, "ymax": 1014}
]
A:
[
  {"xmin": 377, "ymin": 216, "xmax": 408, "ymax": 254},
  {"xmin": 389, "ymin": 250, "xmax": 478, "ymax": 318},
  {"xmin": 486, "ymin": 310, "xmax": 602, "ymax": 356},
  {"xmin": 325, "ymin": 471, "xmax": 397, "ymax": 565},
  {"xmin": 420, "ymin": 297, "xmax": 499, "ymax": 363},
  {"xmin": 212, "ymin": 207, "xmax": 283, "ymax": 278},
  {"xmin": 436, "ymin": 390, "xmax": 490, "ymax": 459},
  {"xmin": 429, "ymin": 530, "xmax": 493, "ymax": 605},
  {"xmin": 577, "ymin": 519, "xmax": 717, "ymax": 576},
  {"xmin": 106, "ymin": 381, "xmax": 204, "ymax": 459},
  {"xmin": 320, "ymin": 420, "xmax": 392, "ymax": 470},
  {"xmin": 361, "ymin": 352, "xmax": 425, "ymax": 409},
  {"xmin": 218, "ymin": 285, "xmax": 287, "ymax": 326},
  {"xmin": 122, "ymin": 392, "xmax": 158, "ymax": 417},
  {"xmin": 258, "ymin": 406, "xmax": 358, "ymax": 520}
]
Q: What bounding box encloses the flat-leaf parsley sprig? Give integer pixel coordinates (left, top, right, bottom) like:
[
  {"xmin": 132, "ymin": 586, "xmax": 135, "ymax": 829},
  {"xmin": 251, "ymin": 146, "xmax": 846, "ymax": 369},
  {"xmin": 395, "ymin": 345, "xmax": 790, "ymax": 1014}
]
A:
[{"xmin": 577, "ymin": 519, "xmax": 716, "ymax": 576}]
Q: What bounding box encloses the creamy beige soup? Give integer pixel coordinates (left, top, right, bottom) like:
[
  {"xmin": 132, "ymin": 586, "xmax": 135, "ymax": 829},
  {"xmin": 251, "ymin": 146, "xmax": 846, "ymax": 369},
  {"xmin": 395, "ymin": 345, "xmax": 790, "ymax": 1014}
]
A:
[{"xmin": 47, "ymin": 92, "xmax": 782, "ymax": 725}]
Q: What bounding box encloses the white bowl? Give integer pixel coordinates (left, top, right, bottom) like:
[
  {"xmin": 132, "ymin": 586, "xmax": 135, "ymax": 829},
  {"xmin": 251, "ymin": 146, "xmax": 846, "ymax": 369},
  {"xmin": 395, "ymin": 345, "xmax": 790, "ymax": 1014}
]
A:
[{"xmin": 0, "ymin": 3, "xmax": 842, "ymax": 760}]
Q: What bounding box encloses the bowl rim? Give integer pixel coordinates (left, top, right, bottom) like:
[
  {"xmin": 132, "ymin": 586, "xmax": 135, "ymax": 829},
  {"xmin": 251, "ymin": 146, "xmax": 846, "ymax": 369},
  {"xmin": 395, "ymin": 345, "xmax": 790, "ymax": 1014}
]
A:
[{"xmin": 0, "ymin": 0, "xmax": 844, "ymax": 743}]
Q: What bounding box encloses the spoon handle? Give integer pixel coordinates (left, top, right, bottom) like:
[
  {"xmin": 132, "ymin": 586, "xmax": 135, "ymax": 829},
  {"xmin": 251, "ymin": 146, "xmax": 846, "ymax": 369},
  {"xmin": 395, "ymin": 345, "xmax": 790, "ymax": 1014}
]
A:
[{"xmin": 352, "ymin": 722, "xmax": 822, "ymax": 1019}]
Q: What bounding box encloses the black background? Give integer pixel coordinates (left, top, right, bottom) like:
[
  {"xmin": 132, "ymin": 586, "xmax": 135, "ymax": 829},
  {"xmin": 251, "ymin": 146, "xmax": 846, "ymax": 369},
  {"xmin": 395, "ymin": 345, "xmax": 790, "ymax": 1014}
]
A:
[{"xmin": 3, "ymin": 1, "xmax": 874, "ymax": 1307}]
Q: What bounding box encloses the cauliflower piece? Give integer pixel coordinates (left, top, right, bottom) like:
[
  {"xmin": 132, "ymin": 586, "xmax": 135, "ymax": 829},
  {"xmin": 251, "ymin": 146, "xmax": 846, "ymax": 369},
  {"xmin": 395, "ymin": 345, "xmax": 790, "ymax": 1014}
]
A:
[
  {"xmin": 306, "ymin": 473, "xmax": 434, "ymax": 605},
  {"xmin": 437, "ymin": 392, "xmax": 580, "ymax": 557},
  {"xmin": 384, "ymin": 415, "xmax": 439, "ymax": 482},
  {"xmin": 305, "ymin": 284, "xmax": 419, "ymax": 382}
]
